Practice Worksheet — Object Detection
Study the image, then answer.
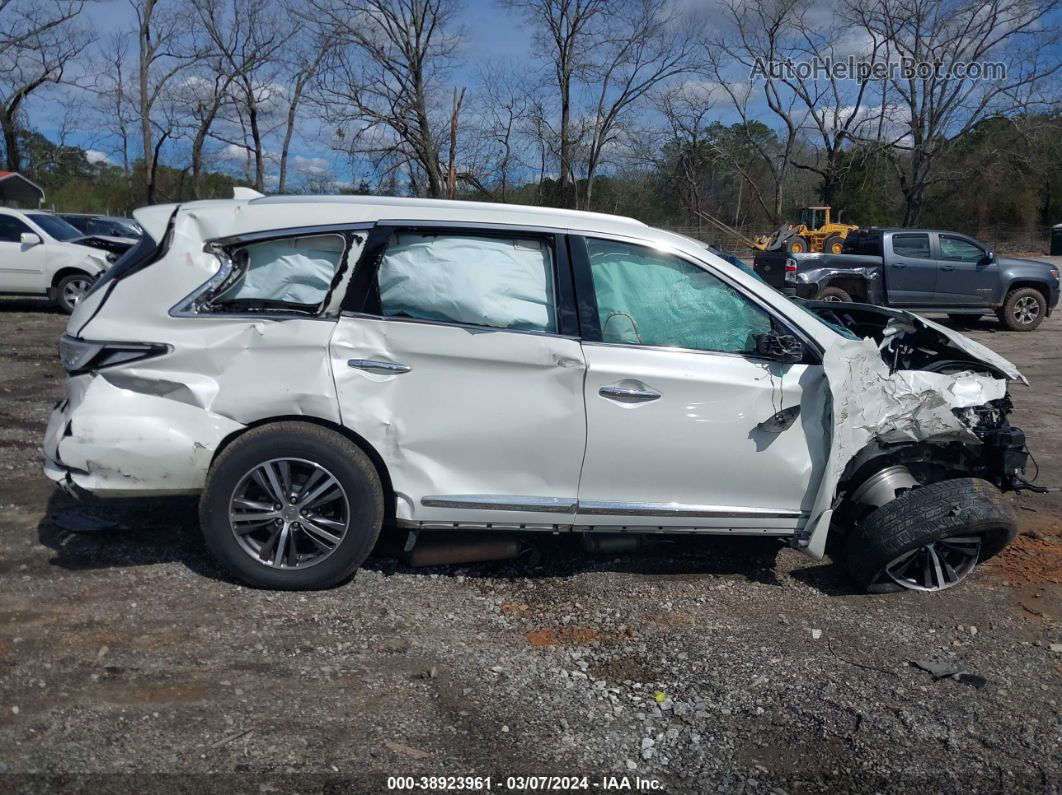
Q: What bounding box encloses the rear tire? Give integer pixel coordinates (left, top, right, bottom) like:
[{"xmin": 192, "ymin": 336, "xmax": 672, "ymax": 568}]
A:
[
  {"xmin": 55, "ymin": 272, "xmax": 94, "ymax": 314},
  {"xmin": 842, "ymin": 478, "xmax": 1015, "ymax": 593},
  {"xmin": 823, "ymin": 235, "xmax": 845, "ymax": 254},
  {"xmin": 997, "ymin": 287, "xmax": 1046, "ymax": 331},
  {"xmin": 817, "ymin": 285, "xmax": 852, "ymax": 303},
  {"xmin": 200, "ymin": 422, "xmax": 384, "ymax": 590}
]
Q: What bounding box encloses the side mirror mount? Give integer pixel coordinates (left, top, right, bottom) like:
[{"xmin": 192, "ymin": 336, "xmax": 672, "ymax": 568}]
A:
[
  {"xmin": 754, "ymin": 329, "xmax": 804, "ymax": 364},
  {"xmin": 979, "ymin": 251, "xmax": 995, "ymax": 266},
  {"xmin": 20, "ymin": 232, "xmax": 41, "ymax": 246}
]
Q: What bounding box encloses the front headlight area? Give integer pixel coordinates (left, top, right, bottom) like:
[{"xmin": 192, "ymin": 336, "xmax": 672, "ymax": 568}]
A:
[{"xmin": 58, "ymin": 335, "xmax": 170, "ymax": 376}]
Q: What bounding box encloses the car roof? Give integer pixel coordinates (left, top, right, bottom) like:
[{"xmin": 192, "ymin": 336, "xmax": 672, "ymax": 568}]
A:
[{"xmin": 247, "ymin": 194, "xmax": 648, "ymax": 233}]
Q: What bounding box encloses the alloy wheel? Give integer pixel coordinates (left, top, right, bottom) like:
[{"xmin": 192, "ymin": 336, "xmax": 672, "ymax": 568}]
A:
[
  {"xmin": 228, "ymin": 457, "xmax": 350, "ymax": 569},
  {"xmin": 884, "ymin": 536, "xmax": 981, "ymax": 591},
  {"xmin": 1012, "ymin": 296, "xmax": 1040, "ymax": 326},
  {"xmin": 62, "ymin": 277, "xmax": 91, "ymax": 310}
]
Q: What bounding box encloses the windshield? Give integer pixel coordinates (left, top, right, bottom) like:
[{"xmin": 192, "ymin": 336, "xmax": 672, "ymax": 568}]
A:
[
  {"xmin": 27, "ymin": 213, "xmax": 82, "ymax": 242},
  {"xmin": 789, "ymin": 299, "xmax": 859, "ymax": 339}
]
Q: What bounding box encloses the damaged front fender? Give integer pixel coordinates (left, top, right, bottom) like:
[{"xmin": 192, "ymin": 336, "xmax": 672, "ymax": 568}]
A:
[{"xmin": 802, "ymin": 318, "xmax": 1024, "ymax": 558}]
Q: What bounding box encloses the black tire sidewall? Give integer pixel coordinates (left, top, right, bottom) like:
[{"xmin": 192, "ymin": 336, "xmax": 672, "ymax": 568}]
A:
[
  {"xmin": 818, "ymin": 286, "xmax": 852, "ymax": 302},
  {"xmin": 1001, "ymin": 287, "xmax": 1046, "ymax": 331},
  {"xmin": 842, "ymin": 478, "xmax": 1016, "ymax": 592},
  {"xmin": 200, "ymin": 427, "xmax": 383, "ymax": 589},
  {"xmin": 824, "ymin": 235, "xmax": 845, "ymax": 254}
]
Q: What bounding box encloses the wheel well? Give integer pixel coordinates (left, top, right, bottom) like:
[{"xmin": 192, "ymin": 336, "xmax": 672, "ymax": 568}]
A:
[
  {"xmin": 1005, "ymin": 281, "xmax": 1048, "ymax": 302},
  {"xmin": 212, "ymin": 416, "xmax": 397, "ymax": 524},
  {"xmin": 51, "ymin": 267, "xmax": 94, "ymax": 288},
  {"xmin": 824, "ymin": 276, "xmax": 868, "ymax": 301}
]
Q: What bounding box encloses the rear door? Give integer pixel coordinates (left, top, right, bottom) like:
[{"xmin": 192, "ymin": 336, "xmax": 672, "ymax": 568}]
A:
[
  {"xmin": 571, "ymin": 235, "xmax": 828, "ymax": 533},
  {"xmin": 933, "ymin": 233, "xmax": 997, "ymax": 305},
  {"xmin": 885, "ymin": 232, "xmax": 937, "ymax": 305},
  {"xmin": 331, "ymin": 224, "xmax": 587, "ymax": 529}
]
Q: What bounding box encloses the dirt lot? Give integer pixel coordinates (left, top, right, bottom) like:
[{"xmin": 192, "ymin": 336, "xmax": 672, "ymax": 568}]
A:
[{"xmin": 0, "ymin": 295, "xmax": 1060, "ymax": 793}]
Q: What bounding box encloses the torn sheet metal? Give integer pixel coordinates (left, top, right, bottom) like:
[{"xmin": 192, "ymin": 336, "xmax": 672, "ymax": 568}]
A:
[
  {"xmin": 43, "ymin": 374, "xmax": 244, "ymax": 496},
  {"xmin": 803, "ymin": 335, "xmax": 1012, "ymax": 557},
  {"xmin": 48, "ymin": 203, "xmax": 359, "ymax": 496},
  {"xmin": 888, "ymin": 312, "xmax": 1026, "ymax": 384}
]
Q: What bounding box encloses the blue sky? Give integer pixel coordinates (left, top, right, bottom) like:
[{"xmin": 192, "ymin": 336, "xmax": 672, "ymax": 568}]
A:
[{"xmin": 38, "ymin": 0, "xmax": 539, "ymax": 187}]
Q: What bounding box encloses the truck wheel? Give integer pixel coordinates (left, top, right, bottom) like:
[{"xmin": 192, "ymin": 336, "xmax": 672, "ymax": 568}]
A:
[
  {"xmin": 55, "ymin": 273, "xmax": 94, "ymax": 314},
  {"xmin": 817, "ymin": 286, "xmax": 852, "ymax": 302},
  {"xmin": 785, "ymin": 236, "xmax": 809, "ymax": 254},
  {"xmin": 997, "ymin": 287, "xmax": 1046, "ymax": 331},
  {"xmin": 823, "ymin": 235, "xmax": 845, "ymax": 254},
  {"xmin": 200, "ymin": 422, "xmax": 384, "ymax": 590},
  {"xmin": 842, "ymin": 478, "xmax": 1015, "ymax": 593}
]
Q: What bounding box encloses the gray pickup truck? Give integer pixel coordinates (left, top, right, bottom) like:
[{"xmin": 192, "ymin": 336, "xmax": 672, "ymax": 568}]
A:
[{"xmin": 768, "ymin": 228, "xmax": 1060, "ymax": 331}]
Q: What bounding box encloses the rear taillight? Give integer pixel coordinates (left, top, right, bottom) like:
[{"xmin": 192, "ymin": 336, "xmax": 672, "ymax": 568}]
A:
[{"xmin": 58, "ymin": 335, "xmax": 169, "ymax": 375}]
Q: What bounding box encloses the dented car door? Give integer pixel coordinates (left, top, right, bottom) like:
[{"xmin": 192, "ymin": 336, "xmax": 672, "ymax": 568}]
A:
[
  {"xmin": 330, "ymin": 224, "xmax": 587, "ymax": 528},
  {"xmin": 570, "ymin": 235, "xmax": 828, "ymax": 532}
]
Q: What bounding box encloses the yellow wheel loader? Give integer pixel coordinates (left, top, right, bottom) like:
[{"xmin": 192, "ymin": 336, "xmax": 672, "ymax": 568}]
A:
[{"xmin": 754, "ymin": 207, "xmax": 858, "ymax": 254}]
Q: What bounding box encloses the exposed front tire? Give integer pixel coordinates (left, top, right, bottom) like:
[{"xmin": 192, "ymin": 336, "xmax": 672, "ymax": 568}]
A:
[
  {"xmin": 842, "ymin": 478, "xmax": 1016, "ymax": 593},
  {"xmin": 998, "ymin": 287, "xmax": 1046, "ymax": 331},
  {"xmin": 785, "ymin": 236, "xmax": 809, "ymax": 254},
  {"xmin": 200, "ymin": 422, "xmax": 384, "ymax": 590},
  {"xmin": 817, "ymin": 285, "xmax": 852, "ymax": 302},
  {"xmin": 55, "ymin": 272, "xmax": 94, "ymax": 314}
]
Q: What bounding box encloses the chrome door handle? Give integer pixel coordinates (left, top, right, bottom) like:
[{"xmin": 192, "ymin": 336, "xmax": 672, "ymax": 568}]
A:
[
  {"xmin": 599, "ymin": 384, "xmax": 661, "ymax": 403},
  {"xmin": 348, "ymin": 358, "xmax": 412, "ymax": 374}
]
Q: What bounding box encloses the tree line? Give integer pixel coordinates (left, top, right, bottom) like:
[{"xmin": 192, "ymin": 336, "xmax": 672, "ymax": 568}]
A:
[{"xmin": 5, "ymin": 0, "xmax": 1061, "ymax": 249}]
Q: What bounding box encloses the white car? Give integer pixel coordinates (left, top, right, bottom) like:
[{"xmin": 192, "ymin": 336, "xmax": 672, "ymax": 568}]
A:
[
  {"xmin": 43, "ymin": 193, "xmax": 1040, "ymax": 592},
  {"xmin": 0, "ymin": 209, "xmax": 111, "ymax": 312}
]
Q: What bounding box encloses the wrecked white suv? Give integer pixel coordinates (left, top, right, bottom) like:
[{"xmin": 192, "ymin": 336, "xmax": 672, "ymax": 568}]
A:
[{"xmin": 44, "ymin": 193, "xmax": 1040, "ymax": 591}]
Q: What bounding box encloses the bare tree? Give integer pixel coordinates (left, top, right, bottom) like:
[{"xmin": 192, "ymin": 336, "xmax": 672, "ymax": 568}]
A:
[
  {"xmin": 0, "ymin": 0, "xmax": 90, "ymax": 172},
  {"xmin": 468, "ymin": 59, "xmax": 540, "ymax": 201},
  {"xmin": 578, "ymin": 0, "xmax": 696, "ymax": 208},
  {"xmin": 313, "ymin": 0, "xmax": 463, "ymax": 197},
  {"xmin": 133, "ymin": 0, "xmax": 203, "ymax": 202},
  {"xmin": 277, "ymin": 7, "xmax": 338, "ymax": 194},
  {"xmin": 848, "ymin": 0, "xmax": 1062, "ymax": 225},
  {"xmin": 191, "ymin": 0, "xmax": 287, "ymax": 192},
  {"xmin": 504, "ymin": 0, "xmax": 608, "ymax": 205}
]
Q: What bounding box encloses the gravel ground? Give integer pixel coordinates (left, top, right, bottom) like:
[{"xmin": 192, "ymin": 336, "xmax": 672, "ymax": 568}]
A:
[{"xmin": 0, "ymin": 295, "xmax": 1060, "ymax": 794}]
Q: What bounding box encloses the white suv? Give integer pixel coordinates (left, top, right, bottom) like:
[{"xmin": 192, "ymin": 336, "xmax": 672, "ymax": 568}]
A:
[
  {"xmin": 44, "ymin": 193, "xmax": 1039, "ymax": 592},
  {"xmin": 0, "ymin": 208, "xmax": 111, "ymax": 312}
]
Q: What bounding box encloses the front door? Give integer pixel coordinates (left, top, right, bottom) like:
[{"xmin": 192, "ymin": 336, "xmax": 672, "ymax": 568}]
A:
[
  {"xmin": 571, "ymin": 236, "xmax": 828, "ymax": 532},
  {"xmin": 885, "ymin": 232, "xmax": 938, "ymax": 305},
  {"xmin": 331, "ymin": 225, "xmax": 587, "ymax": 527},
  {"xmin": 0, "ymin": 214, "xmax": 49, "ymax": 293},
  {"xmin": 933, "ymin": 234, "xmax": 997, "ymax": 305}
]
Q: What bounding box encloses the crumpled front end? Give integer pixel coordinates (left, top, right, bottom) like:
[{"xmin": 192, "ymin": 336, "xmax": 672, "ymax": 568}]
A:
[{"xmin": 801, "ymin": 310, "xmax": 1033, "ymax": 557}]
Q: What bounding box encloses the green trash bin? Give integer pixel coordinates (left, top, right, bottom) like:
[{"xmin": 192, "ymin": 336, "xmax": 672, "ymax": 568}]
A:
[{"xmin": 1052, "ymin": 224, "xmax": 1062, "ymax": 256}]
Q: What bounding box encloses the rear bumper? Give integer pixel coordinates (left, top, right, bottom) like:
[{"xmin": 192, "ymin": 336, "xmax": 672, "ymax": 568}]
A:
[{"xmin": 43, "ymin": 373, "xmax": 245, "ymax": 497}]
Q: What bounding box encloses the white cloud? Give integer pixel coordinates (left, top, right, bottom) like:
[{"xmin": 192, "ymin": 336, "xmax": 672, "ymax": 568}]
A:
[
  {"xmin": 85, "ymin": 149, "xmax": 113, "ymax": 165},
  {"xmin": 293, "ymin": 155, "xmax": 330, "ymax": 177}
]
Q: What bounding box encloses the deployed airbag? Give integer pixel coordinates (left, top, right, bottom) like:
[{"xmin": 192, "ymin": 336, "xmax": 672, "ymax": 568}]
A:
[
  {"xmin": 587, "ymin": 239, "xmax": 771, "ymax": 353},
  {"xmin": 378, "ymin": 233, "xmax": 556, "ymax": 332},
  {"xmin": 217, "ymin": 234, "xmax": 344, "ymax": 305}
]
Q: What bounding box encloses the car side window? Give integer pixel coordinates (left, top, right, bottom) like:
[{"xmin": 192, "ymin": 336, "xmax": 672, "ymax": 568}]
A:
[
  {"xmin": 938, "ymin": 235, "xmax": 984, "ymax": 262},
  {"xmin": 0, "ymin": 215, "xmax": 31, "ymax": 243},
  {"xmin": 375, "ymin": 232, "xmax": 558, "ymax": 333},
  {"xmin": 214, "ymin": 233, "xmax": 346, "ymax": 306},
  {"xmin": 892, "ymin": 233, "xmax": 930, "ymax": 258},
  {"xmin": 585, "ymin": 238, "xmax": 771, "ymax": 354}
]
